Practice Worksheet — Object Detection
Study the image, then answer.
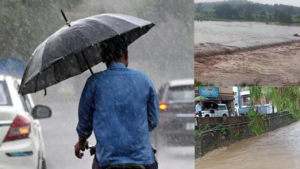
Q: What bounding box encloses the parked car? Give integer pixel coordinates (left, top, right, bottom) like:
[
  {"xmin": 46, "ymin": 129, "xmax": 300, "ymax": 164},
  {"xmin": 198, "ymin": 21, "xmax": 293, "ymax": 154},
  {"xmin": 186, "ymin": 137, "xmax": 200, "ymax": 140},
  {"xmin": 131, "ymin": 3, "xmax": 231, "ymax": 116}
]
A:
[
  {"xmin": 239, "ymin": 104, "xmax": 274, "ymax": 116},
  {"xmin": 201, "ymin": 104, "xmax": 229, "ymax": 117},
  {"xmin": 152, "ymin": 79, "xmax": 194, "ymax": 149},
  {"xmin": 0, "ymin": 75, "xmax": 51, "ymax": 169}
]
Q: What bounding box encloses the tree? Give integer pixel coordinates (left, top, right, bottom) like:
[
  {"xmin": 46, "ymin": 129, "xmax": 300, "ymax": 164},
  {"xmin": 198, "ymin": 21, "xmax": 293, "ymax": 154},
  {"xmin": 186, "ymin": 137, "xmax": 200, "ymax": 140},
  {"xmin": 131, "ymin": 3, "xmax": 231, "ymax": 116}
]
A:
[
  {"xmin": 260, "ymin": 11, "xmax": 266, "ymax": 16},
  {"xmin": 213, "ymin": 3, "xmax": 238, "ymax": 19},
  {"xmin": 277, "ymin": 11, "xmax": 293, "ymax": 23},
  {"xmin": 248, "ymin": 87, "xmax": 300, "ymax": 136},
  {"xmin": 195, "ymin": 3, "xmax": 203, "ymax": 13},
  {"xmin": 274, "ymin": 9, "xmax": 280, "ymax": 19},
  {"xmin": 250, "ymin": 87, "xmax": 300, "ymax": 119}
]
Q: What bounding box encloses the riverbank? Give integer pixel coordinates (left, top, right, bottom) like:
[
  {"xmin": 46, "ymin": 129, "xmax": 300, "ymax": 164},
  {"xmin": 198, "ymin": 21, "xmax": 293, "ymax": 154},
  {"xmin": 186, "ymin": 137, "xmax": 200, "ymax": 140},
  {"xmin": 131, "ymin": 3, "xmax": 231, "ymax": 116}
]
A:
[
  {"xmin": 194, "ymin": 42, "xmax": 300, "ymax": 86},
  {"xmin": 195, "ymin": 121, "xmax": 300, "ymax": 169}
]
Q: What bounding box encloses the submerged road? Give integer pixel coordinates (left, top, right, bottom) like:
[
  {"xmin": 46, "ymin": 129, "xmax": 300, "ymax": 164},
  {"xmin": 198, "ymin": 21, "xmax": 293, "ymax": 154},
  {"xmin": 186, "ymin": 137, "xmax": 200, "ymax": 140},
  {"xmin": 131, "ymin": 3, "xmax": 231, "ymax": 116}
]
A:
[{"xmin": 196, "ymin": 121, "xmax": 300, "ymax": 169}]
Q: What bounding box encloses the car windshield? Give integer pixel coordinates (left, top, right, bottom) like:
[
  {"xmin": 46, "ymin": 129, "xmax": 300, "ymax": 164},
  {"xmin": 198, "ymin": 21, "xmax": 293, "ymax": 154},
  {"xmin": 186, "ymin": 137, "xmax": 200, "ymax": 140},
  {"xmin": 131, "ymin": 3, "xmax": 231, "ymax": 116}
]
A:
[
  {"xmin": 167, "ymin": 85, "xmax": 194, "ymax": 100},
  {"xmin": 0, "ymin": 82, "xmax": 9, "ymax": 105}
]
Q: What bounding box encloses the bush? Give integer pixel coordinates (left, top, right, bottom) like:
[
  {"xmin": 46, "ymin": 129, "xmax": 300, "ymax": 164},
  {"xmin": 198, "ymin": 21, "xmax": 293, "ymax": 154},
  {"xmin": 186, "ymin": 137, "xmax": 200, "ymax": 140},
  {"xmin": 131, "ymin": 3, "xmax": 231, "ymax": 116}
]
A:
[
  {"xmin": 203, "ymin": 124, "xmax": 211, "ymax": 131},
  {"xmin": 234, "ymin": 133, "xmax": 239, "ymax": 140}
]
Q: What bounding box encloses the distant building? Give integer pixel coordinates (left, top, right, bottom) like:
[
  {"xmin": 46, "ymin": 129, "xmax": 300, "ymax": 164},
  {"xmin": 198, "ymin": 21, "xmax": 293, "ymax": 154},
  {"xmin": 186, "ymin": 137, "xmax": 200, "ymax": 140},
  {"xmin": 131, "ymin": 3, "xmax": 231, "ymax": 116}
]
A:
[
  {"xmin": 239, "ymin": 87, "xmax": 271, "ymax": 107},
  {"xmin": 195, "ymin": 86, "xmax": 237, "ymax": 115}
]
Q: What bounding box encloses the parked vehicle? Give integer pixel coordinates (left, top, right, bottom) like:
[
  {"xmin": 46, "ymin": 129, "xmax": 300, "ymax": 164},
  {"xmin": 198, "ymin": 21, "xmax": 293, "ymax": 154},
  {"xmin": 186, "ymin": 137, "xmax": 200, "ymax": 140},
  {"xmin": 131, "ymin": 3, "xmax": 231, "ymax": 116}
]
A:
[
  {"xmin": 0, "ymin": 75, "xmax": 51, "ymax": 169},
  {"xmin": 201, "ymin": 104, "xmax": 229, "ymax": 117},
  {"xmin": 152, "ymin": 79, "xmax": 194, "ymax": 149},
  {"xmin": 239, "ymin": 104, "xmax": 274, "ymax": 116}
]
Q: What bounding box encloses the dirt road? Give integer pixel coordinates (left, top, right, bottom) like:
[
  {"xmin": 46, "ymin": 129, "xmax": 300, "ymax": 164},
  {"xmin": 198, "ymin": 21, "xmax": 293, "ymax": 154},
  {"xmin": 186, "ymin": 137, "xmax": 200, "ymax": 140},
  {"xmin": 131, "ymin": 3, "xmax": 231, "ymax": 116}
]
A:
[{"xmin": 194, "ymin": 43, "xmax": 300, "ymax": 86}]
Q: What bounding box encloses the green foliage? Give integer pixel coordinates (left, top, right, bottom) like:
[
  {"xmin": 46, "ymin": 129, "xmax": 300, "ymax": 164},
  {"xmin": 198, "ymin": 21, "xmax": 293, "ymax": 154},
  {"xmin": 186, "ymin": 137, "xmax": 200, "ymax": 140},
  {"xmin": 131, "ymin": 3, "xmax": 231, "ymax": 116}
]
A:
[
  {"xmin": 217, "ymin": 124, "xmax": 223, "ymax": 129},
  {"xmin": 214, "ymin": 3, "xmax": 239, "ymax": 19},
  {"xmin": 249, "ymin": 87, "xmax": 262, "ymax": 102},
  {"xmin": 194, "ymin": 2, "xmax": 300, "ymax": 23},
  {"xmin": 278, "ymin": 11, "xmax": 293, "ymax": 23},
  {"xmin": 247, "ymin": 87, "xmax": 300, "ymax": 135},
  {"xmin": 247, "ymin": 105, "xmax": 270, "ymax": 136},
  {"xmin": 233, "ymin": 133, "xmax": 239, "ymax": 140},
  {"xmin": 195, "ymin": 3, "xmax": 203, "ymax": 13},
  {"xmin": 203, "ymin": 124, "xmax": 211, "ymax": 131},
  {"xmin": 221, "ymin": 127, "xmax": 227, "ymax": 135},
  {"xmin": 263, "ymin": 87, "xmax": 300, "ymax": 119},
  {"xmin": 217, "ymin": 124, "xmax": 227, "ymax": 135},
  {"xmin": 195, "ymin": 129, "xmax": 201, "ymax": 137}
]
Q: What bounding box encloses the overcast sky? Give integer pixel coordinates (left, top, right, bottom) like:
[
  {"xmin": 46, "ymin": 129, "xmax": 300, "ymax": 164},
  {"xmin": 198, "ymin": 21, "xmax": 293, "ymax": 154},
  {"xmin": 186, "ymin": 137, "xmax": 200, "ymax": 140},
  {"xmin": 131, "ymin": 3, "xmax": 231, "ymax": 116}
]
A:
[{"xmin": 194, "ymin": 0, "xmax": 300, "ymax": 7}]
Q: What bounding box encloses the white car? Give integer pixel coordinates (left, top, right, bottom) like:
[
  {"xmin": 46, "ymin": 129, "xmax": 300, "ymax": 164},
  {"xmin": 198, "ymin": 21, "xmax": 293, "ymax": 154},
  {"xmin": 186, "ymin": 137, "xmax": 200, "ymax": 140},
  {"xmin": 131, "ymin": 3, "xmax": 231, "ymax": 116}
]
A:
[
  {"xmin": 0, "ymin": 75, "xmax": 51, "ymax": 169},
  {"xmin": 201, "ymin": 104, "xmax": 229, "ymax": 117}
]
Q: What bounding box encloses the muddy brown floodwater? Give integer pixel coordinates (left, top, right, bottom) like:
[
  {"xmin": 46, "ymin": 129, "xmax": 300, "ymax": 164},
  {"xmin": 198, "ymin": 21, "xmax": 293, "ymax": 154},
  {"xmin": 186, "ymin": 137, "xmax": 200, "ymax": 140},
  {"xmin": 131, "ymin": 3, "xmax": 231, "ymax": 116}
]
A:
[
  {"xmin": 194, "ymin": 43, "xmax": 300, "ymax": 86},
  {"xmin": 195, "ymin": 122, "xmax": 300, "ymax": 169}
]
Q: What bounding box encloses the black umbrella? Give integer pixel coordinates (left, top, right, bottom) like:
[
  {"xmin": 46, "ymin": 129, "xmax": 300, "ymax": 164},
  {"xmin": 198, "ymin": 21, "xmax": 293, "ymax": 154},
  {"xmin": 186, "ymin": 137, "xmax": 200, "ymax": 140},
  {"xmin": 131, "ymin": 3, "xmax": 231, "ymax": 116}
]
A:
[
  {"xmin": 19, "ymin": 11, "xmax": 155, "ymax": 95},
  {"xmin": 203, "ymin": 102, "xmax": 218, "ymax": 109}
]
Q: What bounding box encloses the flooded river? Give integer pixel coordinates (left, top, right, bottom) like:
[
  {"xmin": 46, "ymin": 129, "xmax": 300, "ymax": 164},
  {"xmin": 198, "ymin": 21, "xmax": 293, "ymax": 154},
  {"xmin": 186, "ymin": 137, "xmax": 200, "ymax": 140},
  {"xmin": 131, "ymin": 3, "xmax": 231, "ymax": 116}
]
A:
[
  {"xmin": 194, "ymin": 21, "xmax": 300, "ymax": 47},
  {"xmin": 195, "ymin": 121, "xmax": 300, "ymax": 169},
  {"xmin": 194, "ymin": 21, "xmax": 300, "ymax": 86}
]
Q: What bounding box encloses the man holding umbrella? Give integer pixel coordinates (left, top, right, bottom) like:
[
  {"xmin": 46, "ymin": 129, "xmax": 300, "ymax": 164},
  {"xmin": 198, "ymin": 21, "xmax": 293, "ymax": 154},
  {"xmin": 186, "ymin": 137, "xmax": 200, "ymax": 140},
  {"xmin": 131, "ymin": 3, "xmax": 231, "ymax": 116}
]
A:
[
  {"xmin": 19, "ymin": 13, "xmax": 158, "ymax": 169},
  {"xmin": 74, "ymin": 41, "xmax": 159, "ymax": 169}
]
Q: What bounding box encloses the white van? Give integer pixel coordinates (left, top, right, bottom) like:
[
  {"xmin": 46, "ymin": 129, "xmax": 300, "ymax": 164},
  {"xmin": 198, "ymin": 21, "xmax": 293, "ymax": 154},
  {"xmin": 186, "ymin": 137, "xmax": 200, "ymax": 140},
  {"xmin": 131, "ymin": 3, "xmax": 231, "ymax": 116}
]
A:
[{"xmin": 201, "ymin": 104, "xmax": 229, "ymax": 117}]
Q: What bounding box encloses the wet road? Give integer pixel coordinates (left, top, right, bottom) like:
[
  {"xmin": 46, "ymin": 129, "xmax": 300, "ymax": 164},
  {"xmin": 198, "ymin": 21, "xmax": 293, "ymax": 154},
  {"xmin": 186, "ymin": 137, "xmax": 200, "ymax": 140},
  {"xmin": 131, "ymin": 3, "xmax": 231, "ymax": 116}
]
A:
[
  {"xmin": 38, "ymin": 97, "xmax": 193, "ymax": 169},
  {"xmin": 195, "ymin": 121, "xmax": 300, "ymax": 169}
]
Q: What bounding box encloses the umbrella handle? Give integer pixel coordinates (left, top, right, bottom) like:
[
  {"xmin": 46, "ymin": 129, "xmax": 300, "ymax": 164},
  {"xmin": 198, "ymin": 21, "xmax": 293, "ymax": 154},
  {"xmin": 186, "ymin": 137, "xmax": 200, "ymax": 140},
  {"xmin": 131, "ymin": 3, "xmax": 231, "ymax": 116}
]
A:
[
  {"xmin": 81, "ymin": 52, "xmax": 94, "ymax": 75},
  {"xmin": 61, "ymin": 9, "xmax": 71, "ymax": 27}
]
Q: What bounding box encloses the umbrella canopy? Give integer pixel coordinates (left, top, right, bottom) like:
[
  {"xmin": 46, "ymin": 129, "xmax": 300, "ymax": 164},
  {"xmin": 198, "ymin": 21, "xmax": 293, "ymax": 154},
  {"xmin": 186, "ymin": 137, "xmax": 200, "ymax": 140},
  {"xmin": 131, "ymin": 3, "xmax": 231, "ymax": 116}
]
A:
[
  {"xmin": 19, "ymin": 13, "xmax": 154, "ymax": 95},
  {"xmin": 195, "ymin": 96, "xmax": 208, "ymax": 101},
  {"xmin": 203, "ymin": 102, "xmax": 218, "ymax": 109}
]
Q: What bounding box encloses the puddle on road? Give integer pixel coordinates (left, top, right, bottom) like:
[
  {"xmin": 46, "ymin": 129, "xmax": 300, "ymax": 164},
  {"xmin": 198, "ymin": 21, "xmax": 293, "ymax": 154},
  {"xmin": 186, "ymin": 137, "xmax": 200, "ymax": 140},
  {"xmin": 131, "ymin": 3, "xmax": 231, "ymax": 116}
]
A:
[{"xmin": 196, "ymin": 122, "xmax": 300, "ymax": 169}]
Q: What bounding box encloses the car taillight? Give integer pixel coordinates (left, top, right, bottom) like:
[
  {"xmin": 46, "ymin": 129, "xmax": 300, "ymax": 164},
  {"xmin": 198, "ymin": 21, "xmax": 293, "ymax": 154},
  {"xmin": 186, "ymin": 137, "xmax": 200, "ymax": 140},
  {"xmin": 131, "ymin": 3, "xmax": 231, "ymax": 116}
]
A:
[
  {"xmin": 159, "ymin": 102, "xmax": 168, "ymax": 112},
  {"xmin": 4, "ymin": 115, "xmax": 31, "ymax": 142}
]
